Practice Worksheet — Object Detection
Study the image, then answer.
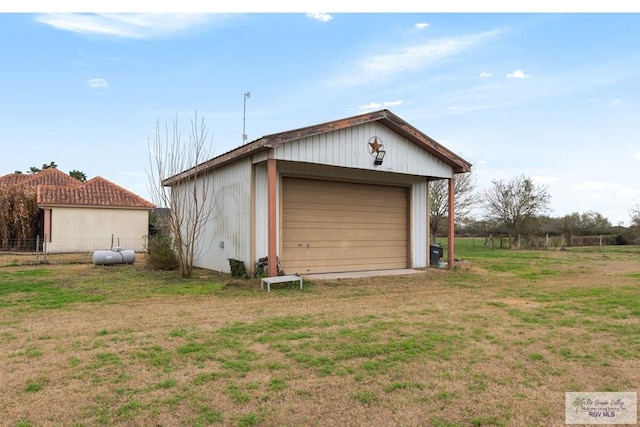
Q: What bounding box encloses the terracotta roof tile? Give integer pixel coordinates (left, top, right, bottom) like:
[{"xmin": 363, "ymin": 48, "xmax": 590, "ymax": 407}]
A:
[
  {"xmin": 1, "ymin": 168, "xmax": 154, "ymax": 209},
  {"xmin": 0, "ymin": 173, "xmax": 31, "ymax": 187},
  {"xmin": 37, "ymin": 177, "xmax": 154, "ymax": 209},
  {"xmin": 22, "ymin": 168, "xmax": 83, "ymax": 188}
]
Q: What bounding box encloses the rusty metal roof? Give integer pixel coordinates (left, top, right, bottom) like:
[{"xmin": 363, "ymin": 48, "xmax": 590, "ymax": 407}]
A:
[{"xmin": 163, "ymin": 109, "xmax": 472, "ymax": 186}]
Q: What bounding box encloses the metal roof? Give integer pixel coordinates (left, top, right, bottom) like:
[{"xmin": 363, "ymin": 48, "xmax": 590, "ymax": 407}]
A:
[{"xmin": 163, "ymin": 109, "xmax": 472, "ymax": 186}]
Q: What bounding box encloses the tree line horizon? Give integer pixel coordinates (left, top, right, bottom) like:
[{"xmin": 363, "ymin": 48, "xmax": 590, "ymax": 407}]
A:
[{"xmin": 430, "ymin": 173, "xmax": 640, "ymax": 246}]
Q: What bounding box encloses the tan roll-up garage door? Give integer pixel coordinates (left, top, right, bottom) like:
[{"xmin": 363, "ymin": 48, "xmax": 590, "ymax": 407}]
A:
[{"xmin": 281, "ymin": 177, "xmax": 408, "ymax": 274}]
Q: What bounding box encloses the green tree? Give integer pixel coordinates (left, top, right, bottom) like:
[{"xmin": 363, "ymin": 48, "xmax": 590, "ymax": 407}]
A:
[
  {"xmin": 482, "ymin": 174, "xmax": 551, "ymax": 247},
  {"xmin": 69, "ymin": 170, "xmax": 88, "ymax": 182},
  {"xmin": 21, "ymin": 163, "xmax": 87, "ymax": 182},
  {"xmin": 562, "ymin": 211, "xmax": 611, "ymax": 238},
  {"xmin": 27, "ymin": 161, "xmax": 58, "ymax": 174}
]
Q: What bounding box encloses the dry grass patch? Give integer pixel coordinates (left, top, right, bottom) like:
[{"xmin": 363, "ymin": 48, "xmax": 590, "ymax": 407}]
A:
[{"xmin": 0, "ymin": 246, "xmax": 639, "ymax": 426}]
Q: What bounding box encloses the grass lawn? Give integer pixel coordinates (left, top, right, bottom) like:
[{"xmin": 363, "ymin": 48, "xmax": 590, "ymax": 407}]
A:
[{"xmin": 1, "ymin": 245, "xmax": 639, "ymax": 426}]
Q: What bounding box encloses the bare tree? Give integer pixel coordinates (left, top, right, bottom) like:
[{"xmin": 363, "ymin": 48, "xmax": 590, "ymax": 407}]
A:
[
  {"xmin": 483, "ymin": 174, "xmax": 551, "ymax": 247},
  {"xmin": 147, "ymin": 112, "xmax": 215, "ymax": 278},
  {"xmin": 0, "ymin": 186, "xmax": 39, "ymax": 250},
  {"xmin": 429, "ymin": 172, "xmax": 479, "ymax": 238},
  {"xmin": 631, "ymin": 203, "xmax": 640, "ymax": 228}
]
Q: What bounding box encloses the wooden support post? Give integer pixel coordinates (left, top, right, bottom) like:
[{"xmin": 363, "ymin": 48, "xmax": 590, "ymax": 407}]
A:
[
  {"xmin": 447, "ymin": 177, "xmax": 455, "ymax": 269},
  {"xmin": 267, "ymin": 158, "xmax": 278, "ymax": 277},
  {"xmin": 43, "ymin": 209, "xmax": 52, "ymax": 242}
]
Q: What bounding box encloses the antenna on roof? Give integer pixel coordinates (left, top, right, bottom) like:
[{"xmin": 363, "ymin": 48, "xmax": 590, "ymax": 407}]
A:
[{"xmin": 242, "ymin": 91, "xmax": 251, "ymax": 144}]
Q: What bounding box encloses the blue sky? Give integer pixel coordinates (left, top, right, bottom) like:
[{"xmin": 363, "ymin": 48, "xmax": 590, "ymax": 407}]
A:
[{"xmin": 1, "ymin": 9, "xmax": 640, "ymax": 225}]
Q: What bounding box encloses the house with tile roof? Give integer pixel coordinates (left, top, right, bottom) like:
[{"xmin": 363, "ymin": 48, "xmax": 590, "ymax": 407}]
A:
[{"xmin": 0, "ymin": 168, "xmax": 154, "ymax": 252}]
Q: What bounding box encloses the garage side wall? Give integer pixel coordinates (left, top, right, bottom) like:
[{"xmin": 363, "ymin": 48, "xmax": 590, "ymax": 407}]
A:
[
  {"xmin": 186, "ymin": 158, "xmax": 252, "ymax": 273},
  {"xmin": 411, "ymin": 180, "xmax": 428, "ymax": 268}
]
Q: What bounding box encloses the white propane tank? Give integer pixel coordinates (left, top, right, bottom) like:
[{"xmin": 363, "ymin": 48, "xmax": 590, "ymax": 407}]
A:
[{"xmin": 92, "ymin": 247, "xmax": 136, "ymax": 265}]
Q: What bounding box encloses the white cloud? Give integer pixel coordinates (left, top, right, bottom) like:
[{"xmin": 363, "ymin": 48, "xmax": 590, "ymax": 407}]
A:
[
  {"xmin": 506, "ymin": 69, "xmax": 530, "ymax": 79},
  {"xmin": 634, "ymin": 151, "xmax": 640, "ymax": 160},
  {"xmin": 333, "ymin": 29, "xmax": 501, "ymax": 87},
  {"xmin": 571, "ymin": 181, "xmax": 640, "ymax": 198},
  {"xmin": 87, "ymin": 78, "xmax": 109, "ymax": 88},
  {"xmin": 306, "ymin": 12, "xmax": 332, "ymax": 22},
  {"xmin": 35, "ymin": 13, "xmax": 217, "ymax": 39},
  {"xmin": 572, "ymin": 181, "xmax": 620, "ymax": 191},
  {"xmin": 415, "ymin": 22, "xmax": 429, "ymax": 29},
  {"xmin": 358, "ymin": 100, "xmax": 403, "ymax": 112},
  {"xmin": 532, "ymin": 175, "xmax": 558, "ymax": 185},
  {"xmin": 479, "ymin": 72, "xmax": 492, "ymax": 78}
]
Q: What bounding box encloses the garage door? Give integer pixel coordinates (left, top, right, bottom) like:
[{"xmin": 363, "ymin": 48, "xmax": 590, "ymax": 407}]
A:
[{"xmin": 281, "ymin": 177, "xmax": 408, "ymax": 274}]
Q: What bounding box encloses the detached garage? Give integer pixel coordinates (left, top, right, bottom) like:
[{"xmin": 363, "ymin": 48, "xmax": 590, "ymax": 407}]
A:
[
  {"xmin": 163, "ymin": 109, "xmax": 471, "ymax": 277},
  {"xmin": 281, "ymin": 177, "xmax": 408, "ymax": 274}
]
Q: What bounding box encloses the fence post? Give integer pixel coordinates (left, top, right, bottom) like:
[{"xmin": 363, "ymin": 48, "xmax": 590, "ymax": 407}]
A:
[
  {"xmin": 545, "ymin": 233, "xmax": 549, "ymax": 250},
  {"xmin": 43, "ymin": 234, "xmax": 47, "ymax": 263},
  {"xmin": 599, "ymin": 234, "xmax": 603, "ymax": 251},
  {"xmin": 36, "ymin": 235, "xmax": 40, "ymax": 265}
]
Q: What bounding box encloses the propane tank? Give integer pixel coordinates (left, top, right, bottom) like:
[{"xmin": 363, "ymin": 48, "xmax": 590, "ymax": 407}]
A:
[{"xmin": 92, "ymin": 246, "xmax": 135, "ymax": 265}]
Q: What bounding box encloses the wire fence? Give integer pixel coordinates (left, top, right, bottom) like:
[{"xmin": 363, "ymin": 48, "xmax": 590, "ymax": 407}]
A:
[
  {"xmin": 0, "ymin": 236, "xmax": 148, "ymax": 266},
  {"xmin": 452, "ymin": 234, "xmax": 619, "ymax": 251}
]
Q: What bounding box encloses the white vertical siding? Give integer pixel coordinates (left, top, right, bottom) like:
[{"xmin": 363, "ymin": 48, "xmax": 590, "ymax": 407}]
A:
[
  {"xmin": 411, "ymin": 180, "xmax": 428, "ymax": 268},
  {"xmin": 426, "ymin": 180, "xmax": 431, "ymax": 263},
  {"xmin": 275, "ymin": 122, "xmax": 453, "ymax": 178},
  {"xmin": 186, "ymin": 158, "xmax": 252, "ymax": 273}
]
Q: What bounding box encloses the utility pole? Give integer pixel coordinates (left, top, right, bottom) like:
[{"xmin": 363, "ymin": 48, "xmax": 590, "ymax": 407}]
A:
[{"xmin": 243, "ymin": 91, "xmax": 250, "ymax": 144}]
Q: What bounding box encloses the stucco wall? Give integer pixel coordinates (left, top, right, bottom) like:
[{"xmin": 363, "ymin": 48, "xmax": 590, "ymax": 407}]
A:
[{"xmin": 47, "ymin": 207, "xmax": 149, "ymax": 252}]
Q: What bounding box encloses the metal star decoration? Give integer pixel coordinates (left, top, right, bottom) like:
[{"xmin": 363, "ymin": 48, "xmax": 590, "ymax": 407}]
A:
[{"xmin": 368, "ymin": 137, "xmax": 383, "ymax": 154}]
